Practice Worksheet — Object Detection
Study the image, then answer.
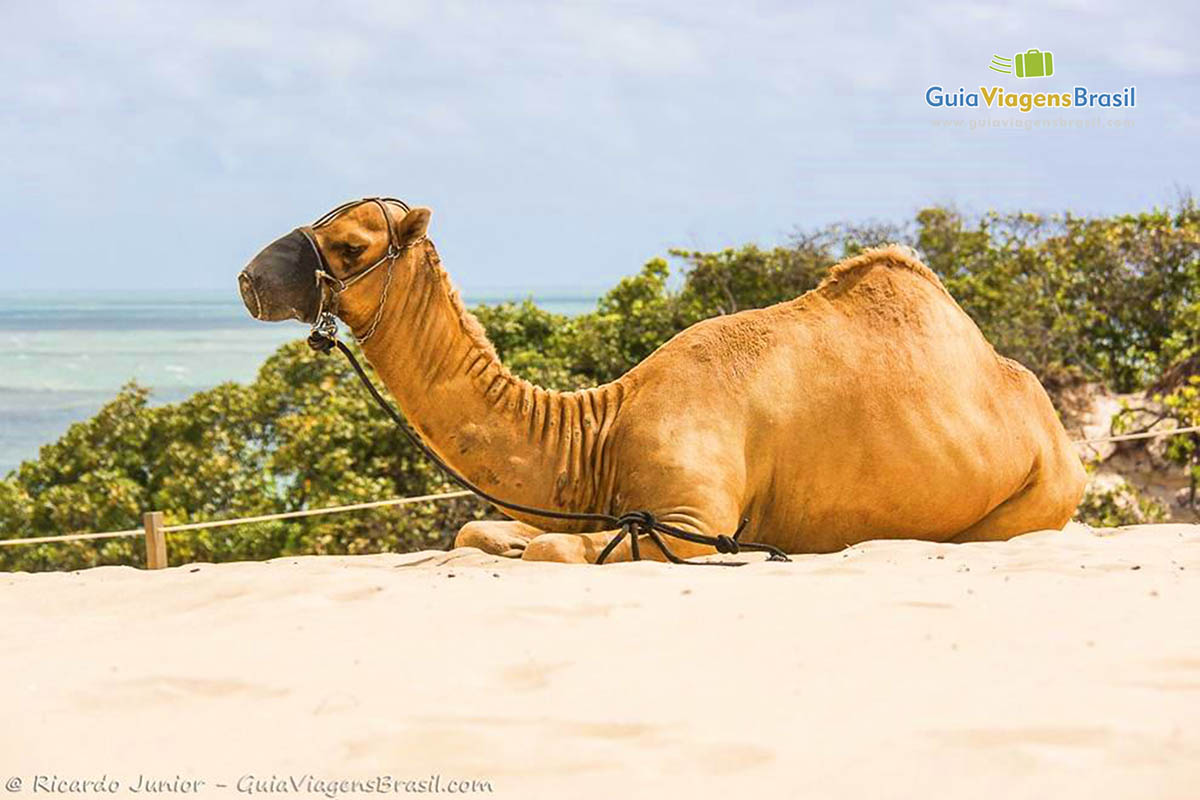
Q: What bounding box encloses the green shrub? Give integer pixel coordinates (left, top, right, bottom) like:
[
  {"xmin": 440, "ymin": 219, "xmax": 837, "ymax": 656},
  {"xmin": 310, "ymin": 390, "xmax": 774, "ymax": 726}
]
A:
[{"xmin": 1074, "ymin": 476, "xmax": 1169, "ymax": 528}]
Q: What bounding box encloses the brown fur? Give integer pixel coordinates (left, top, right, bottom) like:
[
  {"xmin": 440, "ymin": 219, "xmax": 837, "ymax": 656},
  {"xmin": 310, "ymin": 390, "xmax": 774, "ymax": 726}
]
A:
[
  {"xmin": 820, "ymin": 244, "xmax": 949, "ymax": 291},
  {"xmin": 288, "ymin": 205, "xmax": 1088, "ymax": 563}
]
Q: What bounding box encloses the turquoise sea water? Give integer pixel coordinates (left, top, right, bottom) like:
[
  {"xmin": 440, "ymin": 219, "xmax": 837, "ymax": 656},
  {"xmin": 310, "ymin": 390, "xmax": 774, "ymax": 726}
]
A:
[{"xmin": 0, "ymin": 290, "xmax": 597, "ymax": 475}]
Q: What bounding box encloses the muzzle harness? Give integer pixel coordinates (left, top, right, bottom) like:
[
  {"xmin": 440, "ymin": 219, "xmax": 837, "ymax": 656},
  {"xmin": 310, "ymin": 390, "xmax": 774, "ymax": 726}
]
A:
[{"xmin": 304, "ymin": 198, "xmax": 790, "ymax": 566}]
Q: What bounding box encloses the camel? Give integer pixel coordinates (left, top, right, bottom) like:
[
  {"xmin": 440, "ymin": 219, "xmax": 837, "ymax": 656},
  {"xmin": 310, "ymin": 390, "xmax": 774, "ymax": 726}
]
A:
[{"xmin": 238, "ymin": 199, "xmax": 1087, "ymax": 563}]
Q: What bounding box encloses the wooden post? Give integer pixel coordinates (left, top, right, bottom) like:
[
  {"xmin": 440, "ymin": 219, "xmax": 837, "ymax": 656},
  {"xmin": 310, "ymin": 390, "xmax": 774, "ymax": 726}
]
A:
[{"xmin": 143, "ymin": 511, "xmax": 168, "ymax": 570}]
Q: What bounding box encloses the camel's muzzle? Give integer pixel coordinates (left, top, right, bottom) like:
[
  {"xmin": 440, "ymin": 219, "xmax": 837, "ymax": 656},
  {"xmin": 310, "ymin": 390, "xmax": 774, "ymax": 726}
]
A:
[{"xmin": 238, "ymin": 228, "xmax": 322, "ymax": 323}]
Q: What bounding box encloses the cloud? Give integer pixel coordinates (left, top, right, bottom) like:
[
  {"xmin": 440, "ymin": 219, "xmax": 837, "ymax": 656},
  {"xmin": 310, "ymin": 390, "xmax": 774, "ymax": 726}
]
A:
[
  {"xmin": 1113, "ymin": 42, "xmax": 1195, "ymax": 76},
  {"xmin": 0, "ymin": 0, "xmax": 1196, "ymax": 290}
]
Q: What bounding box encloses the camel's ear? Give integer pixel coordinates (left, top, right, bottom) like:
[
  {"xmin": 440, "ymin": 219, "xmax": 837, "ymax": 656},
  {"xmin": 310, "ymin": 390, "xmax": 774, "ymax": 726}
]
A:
[{"xmin": 395, "ymin": 206, "xmax": 431, "ymax": 247}]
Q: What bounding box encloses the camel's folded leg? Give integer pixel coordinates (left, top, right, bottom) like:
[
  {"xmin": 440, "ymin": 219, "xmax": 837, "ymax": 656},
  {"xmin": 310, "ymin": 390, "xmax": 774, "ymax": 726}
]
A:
[
  {"xmin": 455, "ymin": 520, "xmax": 544, "ymax": 558},
  {"xmin": 521, "ymin": 528, "xmax": 718, "ymax": 564}
]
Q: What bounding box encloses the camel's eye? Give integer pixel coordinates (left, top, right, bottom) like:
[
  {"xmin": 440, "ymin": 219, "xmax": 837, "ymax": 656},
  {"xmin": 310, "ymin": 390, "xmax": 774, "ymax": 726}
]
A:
[{"xmin": 341, "ymin": 243, "xmax": 366, "ymax": 260}]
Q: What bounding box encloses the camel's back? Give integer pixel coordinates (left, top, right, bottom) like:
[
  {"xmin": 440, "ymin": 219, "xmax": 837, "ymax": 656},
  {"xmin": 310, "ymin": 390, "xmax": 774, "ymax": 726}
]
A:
[{"xmin": 625, "ymin": 246, "xmax": 990, "ymax": 399}]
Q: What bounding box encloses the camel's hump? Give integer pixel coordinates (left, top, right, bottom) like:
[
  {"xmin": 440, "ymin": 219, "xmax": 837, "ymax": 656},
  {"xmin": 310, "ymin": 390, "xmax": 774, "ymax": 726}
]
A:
[{"xmin": 816, "ymin": 244, "xmax": 949, "ymax": 296}]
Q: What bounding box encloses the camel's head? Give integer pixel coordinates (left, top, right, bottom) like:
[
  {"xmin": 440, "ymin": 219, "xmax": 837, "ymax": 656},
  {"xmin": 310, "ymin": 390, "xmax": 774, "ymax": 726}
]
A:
[{"xmin": 238, "ymin": 198, "xmax": 431, "ymax": 324}]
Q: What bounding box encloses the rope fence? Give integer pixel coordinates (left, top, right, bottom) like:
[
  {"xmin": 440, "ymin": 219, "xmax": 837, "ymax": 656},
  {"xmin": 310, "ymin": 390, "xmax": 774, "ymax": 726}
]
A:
[
  {"xmin": 0, "ymin": 490, "xmax": 474, "ymax": 567},
  {"xmin": 1073, "ymin": 424, "xmax": 1200, "ymax": 446},
  {"xmin": 1, "ymin": 425, "xmax": 1197, "ymax": 569}
]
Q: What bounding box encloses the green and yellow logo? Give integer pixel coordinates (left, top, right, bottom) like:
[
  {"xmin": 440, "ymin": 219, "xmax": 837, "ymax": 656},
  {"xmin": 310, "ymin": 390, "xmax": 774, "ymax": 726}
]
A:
[
  {"xmin": 925, "ymin": 46, "xmax": 1135, "ymax": 114},
  {"xmin": 990, "ymin": 49, "xmax": 1054, "ymax": 78}
]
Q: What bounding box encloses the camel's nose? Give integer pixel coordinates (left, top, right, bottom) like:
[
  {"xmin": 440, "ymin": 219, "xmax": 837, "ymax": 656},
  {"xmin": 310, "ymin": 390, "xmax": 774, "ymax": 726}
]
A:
[
  {"xmin": 239, "ymin": 228, "xmax": 323, "ymax": 323},
  {"xmin": 238, "ymin": 271, "xmax": 263, "ymax": 319}
]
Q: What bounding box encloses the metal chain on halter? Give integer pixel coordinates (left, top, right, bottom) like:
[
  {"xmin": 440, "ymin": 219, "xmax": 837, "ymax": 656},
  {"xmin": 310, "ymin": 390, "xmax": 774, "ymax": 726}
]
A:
[{"xmin": 303, "ymin": 198, "xmax": 791, "ymax": 566}]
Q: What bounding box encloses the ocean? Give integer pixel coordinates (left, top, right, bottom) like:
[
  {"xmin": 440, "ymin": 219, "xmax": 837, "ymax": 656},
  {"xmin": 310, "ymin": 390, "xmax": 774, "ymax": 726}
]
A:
[{"xmin": 0, "ymin": 290, "xmax": 598, "ymax": 475}]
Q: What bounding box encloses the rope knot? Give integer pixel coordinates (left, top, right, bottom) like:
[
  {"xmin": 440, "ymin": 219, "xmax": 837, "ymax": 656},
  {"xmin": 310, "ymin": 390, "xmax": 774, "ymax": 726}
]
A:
[
  {"xmin": 307, "ymin": 312, "xmax": 339, "ymax": 354},
  {"xmin": 307, "ymin": 330, "xmax": 337, "ymax": 354},
  {"xmin": 617, "ymin": 510, "xmax": 657, "ymax": 532},
  {"xmin": 714, "ymin": 534, "xmax": 740, "ymax": 554}
]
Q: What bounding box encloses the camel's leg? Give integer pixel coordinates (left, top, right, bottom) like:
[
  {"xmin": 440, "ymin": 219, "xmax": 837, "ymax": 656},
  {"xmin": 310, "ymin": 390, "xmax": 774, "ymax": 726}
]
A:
[
  {"xmin": 520, "ymin": 497, "xmax": 748, "ymax": 565},
  {"xmin": 520, "ymin": 467, "xmax": 747, "ymax": 564},
  {"xmin": 521, "ymin": 528, "xmax": 723, "ymax": 564},
  {"xmin": 951, "ymin": 467, "xmax": 1082, "ymax": 543},
  {"xmin": 455, "ymin": 520, "xmax": 544, "ymax": 558}
]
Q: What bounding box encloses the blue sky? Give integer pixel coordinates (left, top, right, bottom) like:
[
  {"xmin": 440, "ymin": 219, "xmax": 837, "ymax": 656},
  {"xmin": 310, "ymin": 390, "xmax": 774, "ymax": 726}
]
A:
[{"xmin": 1, "ymin": 0, "xmax": 1196, "ymax": 293}]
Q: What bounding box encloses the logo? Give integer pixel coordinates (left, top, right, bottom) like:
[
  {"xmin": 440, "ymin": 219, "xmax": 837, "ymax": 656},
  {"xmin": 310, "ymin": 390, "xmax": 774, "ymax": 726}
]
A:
[
  {"xmin": 989, "ymin": 49, "xmax": 1054, "ymax": 78},
  {"xmin": 924, "ymin": 48, "xmax": 1135, "ymax": 114}
]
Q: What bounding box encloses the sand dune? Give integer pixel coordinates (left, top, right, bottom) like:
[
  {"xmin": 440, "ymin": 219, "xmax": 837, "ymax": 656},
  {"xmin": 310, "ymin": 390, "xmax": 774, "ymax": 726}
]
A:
[{"xmin": 3, "ymin": 523, "xmax": 1199, "ymax": 798}]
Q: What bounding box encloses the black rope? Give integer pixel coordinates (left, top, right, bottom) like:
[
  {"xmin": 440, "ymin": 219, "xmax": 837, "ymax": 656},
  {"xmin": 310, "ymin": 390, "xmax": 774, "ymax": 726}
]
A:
[{"xmin": 308, "ymin": 330, "xmax": 790, "ymax": 566}]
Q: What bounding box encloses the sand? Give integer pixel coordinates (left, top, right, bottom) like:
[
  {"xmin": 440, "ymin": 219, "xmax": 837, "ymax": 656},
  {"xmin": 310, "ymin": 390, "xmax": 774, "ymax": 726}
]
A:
[{"xmin": 2, "ymin": 522, "xmax": 1199, "ymax": 799}]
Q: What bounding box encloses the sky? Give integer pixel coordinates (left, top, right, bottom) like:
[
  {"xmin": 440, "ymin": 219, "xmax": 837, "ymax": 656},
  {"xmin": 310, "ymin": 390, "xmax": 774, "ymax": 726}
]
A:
[{"xmin": 1, "ymin": 0, "xmax": 1197, "ymax": 293}]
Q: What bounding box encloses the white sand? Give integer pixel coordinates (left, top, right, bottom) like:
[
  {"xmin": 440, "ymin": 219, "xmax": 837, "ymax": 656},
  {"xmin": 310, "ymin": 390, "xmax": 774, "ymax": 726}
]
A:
[{"xmin": 3, "ymin": 523, "xmax": 1199, "ymax": 799}]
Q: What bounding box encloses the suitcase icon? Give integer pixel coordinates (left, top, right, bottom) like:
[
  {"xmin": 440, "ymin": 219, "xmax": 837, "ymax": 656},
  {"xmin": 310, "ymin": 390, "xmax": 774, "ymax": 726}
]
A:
[{"xmin": 1014, "ymin": 49, "xmax": 1053, "ymax": 78}]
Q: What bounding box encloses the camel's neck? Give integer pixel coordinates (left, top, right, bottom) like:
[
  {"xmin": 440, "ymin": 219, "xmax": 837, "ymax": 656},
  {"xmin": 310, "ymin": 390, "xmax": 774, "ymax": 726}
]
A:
[{"xmin": 350, "ymin": 242, "xmax": 625, "ymax": 525}]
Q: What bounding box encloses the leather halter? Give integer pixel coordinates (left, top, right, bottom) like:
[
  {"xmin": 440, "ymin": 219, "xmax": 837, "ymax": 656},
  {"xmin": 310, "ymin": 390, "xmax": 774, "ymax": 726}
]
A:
[{"xmin": 302, "ymin": 197, "xmax": 421, "ymax": 344}]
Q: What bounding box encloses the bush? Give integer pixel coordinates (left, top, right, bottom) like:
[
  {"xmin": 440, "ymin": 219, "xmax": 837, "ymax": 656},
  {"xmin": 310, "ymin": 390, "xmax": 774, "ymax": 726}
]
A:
[{"xmin": 1074, "ymin": 475, "xmax": 1169, "ymax": 528}]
